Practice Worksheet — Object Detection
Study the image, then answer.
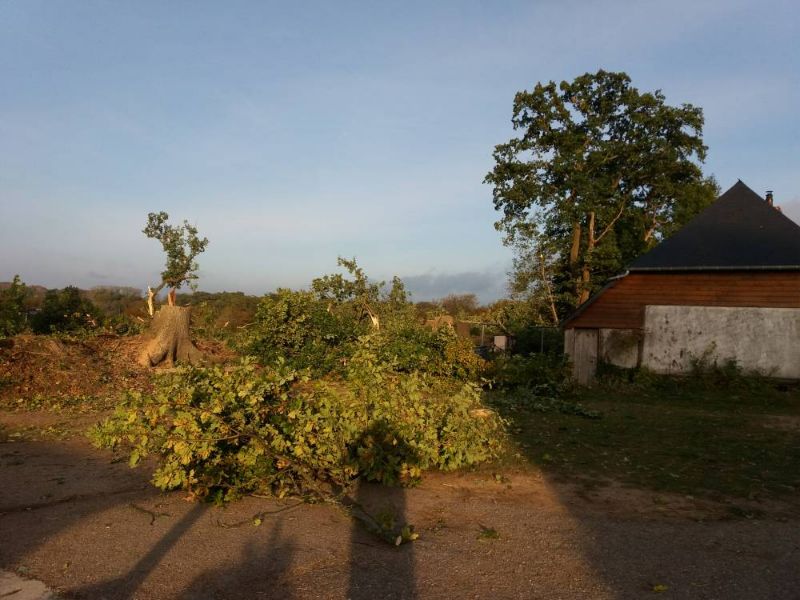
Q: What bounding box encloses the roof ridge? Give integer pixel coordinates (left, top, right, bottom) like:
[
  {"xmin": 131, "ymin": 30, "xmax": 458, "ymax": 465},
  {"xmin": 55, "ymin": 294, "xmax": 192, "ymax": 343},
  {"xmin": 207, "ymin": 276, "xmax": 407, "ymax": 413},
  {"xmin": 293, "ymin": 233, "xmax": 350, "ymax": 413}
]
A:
[{"xmin": 629, "ymin": 180, "xmax": 800, "ymax": 271}]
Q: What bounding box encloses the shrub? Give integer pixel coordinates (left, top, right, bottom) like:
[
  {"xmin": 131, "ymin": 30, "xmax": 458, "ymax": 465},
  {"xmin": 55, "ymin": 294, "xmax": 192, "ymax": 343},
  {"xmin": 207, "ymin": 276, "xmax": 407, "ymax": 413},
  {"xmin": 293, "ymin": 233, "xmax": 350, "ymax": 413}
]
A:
[
  {"xmin": 89, "ymin": 358, "xmax": 504, "ymax": 503},
  {"xmin": 0, "ymin": 275, "xmax": 28, "ymax": 337},
  {"xmin": 242, "ymin": 288, "xmax": 359, "ymax": 375},
  {"xmin": 490, "ymin": 352, "xmax": 570, "ymax": 390},
  {"xmin": 374, "ymin": 324, "xmax": 484, "ymax": 380},
  {"xmin": 241, "ymin": 259, "xmax": 486, "ymax": 381},
  {"xmin": 30, "ymin": 286, "xmax": 102, "ymax": 334},
  {"xmin": 596, "ymin": 354, "xmax": 774, "ymax": 395},
  {"xmin": 102, "ymin": 313, "xmax": 145, "ymax": 336}
]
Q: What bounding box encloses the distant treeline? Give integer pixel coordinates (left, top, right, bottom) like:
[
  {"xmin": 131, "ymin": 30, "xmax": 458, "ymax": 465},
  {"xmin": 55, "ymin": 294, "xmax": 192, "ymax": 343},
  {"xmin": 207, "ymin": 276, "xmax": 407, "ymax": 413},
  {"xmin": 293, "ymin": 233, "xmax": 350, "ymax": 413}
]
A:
[{"xmin": 1, "ymin": 277, "xmax": 498, "ymax": 339}]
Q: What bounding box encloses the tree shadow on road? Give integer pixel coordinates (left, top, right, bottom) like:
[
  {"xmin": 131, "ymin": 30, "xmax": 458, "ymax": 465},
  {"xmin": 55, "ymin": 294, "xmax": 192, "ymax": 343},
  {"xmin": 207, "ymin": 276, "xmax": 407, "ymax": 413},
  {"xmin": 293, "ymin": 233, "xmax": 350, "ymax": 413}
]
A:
[
  {"xmin": 71, "ymin": 503, "xmax": 208, "ymax": 599},
  {"xmin": 346, "ymin": 480, "xmax": 415, "ymax": 600},
  {"xmin": 0, "ymin": 439, "xmax": 154, "ymax": 570},
  {"xmin": 345, "ymin": 421, "xmax": 417, "ymax": 600},
  {"xmin": 181, "ymin": 519, "xmax": 297, "ymax": 600},
  {"xmin": 0, "ymin": 423, "xmax": 424, "ymax": 599}
]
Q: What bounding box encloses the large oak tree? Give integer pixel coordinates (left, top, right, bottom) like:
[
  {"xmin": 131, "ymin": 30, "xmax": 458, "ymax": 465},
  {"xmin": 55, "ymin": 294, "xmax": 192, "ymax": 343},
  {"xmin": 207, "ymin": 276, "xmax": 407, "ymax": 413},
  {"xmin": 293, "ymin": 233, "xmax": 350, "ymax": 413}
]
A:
[{"xmin": 485, "ymin": 70, "xmax": 717, "ymax": 322}]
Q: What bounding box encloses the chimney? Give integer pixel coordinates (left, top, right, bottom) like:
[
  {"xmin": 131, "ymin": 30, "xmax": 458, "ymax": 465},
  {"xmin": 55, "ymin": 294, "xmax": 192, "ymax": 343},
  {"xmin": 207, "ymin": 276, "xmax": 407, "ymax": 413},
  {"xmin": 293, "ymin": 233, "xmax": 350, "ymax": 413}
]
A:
[{"xmin": 766, "ymin": 190, "xmax": 774, "ymax": 206}]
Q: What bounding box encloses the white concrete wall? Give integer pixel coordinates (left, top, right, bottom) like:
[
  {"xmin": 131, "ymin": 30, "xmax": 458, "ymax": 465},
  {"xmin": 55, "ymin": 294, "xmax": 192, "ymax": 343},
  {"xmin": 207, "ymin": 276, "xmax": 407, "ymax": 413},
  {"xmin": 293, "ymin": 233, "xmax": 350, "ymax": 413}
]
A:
[
  {"xmin": 642, "ymin": 305, "xmax": 800, "ymax": 378},
  {"xmin": 599, "ymin": 328, "xmax": 640, "ymax": 369}
]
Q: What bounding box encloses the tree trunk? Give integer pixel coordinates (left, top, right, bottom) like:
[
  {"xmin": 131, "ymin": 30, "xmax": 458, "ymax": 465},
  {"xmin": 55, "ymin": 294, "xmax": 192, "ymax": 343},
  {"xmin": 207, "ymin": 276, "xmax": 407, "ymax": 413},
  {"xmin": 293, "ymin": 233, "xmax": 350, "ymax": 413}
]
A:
[
  {"xmin": 577, "ymin": 212, "xmax": 596, "ymax": 305},
  {"xmin": 537, "ymin": 251, "xmax": 560, "ymax": 326},
  {"xmin": 569, "ymin": 223, "xmax": 581, "ymax": 266},
  {"xmin": 578, "ymin": 268, "xmax": 591, "ymax": 304},
  {"xmin": 138, "ymin": 305, "xmax": 204, "ymax": 368}
]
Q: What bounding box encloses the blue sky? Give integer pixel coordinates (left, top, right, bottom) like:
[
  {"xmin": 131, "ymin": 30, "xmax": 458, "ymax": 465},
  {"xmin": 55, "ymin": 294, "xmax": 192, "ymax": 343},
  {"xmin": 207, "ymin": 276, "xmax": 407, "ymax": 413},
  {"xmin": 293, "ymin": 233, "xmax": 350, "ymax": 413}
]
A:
[{"xmin": 0, "ymin": 0, "xmax": 797, "ymax": 302}]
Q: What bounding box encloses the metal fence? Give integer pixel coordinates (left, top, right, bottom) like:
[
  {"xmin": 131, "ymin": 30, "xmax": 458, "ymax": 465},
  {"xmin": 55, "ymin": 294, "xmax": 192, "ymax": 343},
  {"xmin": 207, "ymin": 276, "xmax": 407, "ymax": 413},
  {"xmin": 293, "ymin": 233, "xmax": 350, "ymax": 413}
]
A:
[{"xmin": 517, "ymin": 326, "xmax": 563, "ymax": 355}]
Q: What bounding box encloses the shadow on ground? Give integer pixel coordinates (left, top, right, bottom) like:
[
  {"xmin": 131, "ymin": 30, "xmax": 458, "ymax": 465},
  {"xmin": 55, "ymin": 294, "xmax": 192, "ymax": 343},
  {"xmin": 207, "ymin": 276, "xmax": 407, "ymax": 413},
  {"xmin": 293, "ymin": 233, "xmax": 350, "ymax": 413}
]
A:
[
  {"xmin": 2, "ymin": 396, "xmax": 800, "ymax": 599},
  {"xmin": 0, "ymin": 434, "xmax": 417, "ymax": 599},
  {"xmin": 347, "ymin": 481, "xmax": 415, "ymax": 600},
  {"xmin": 486, "ymin": 382, "xmax": 800, "ymax": 599}
]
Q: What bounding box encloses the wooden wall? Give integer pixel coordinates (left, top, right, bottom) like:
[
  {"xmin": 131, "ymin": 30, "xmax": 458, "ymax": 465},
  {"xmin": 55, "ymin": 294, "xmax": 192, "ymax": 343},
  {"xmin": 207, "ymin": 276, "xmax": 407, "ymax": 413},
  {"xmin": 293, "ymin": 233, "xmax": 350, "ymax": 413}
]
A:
[{"xmin": 565, "ymin": 272, "xmax": 800, "ymax": 330}]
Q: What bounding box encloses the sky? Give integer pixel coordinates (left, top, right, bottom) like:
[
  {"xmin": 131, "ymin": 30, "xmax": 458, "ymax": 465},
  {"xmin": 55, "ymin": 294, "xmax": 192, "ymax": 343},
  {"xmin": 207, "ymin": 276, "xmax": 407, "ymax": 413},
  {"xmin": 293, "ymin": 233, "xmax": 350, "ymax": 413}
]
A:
[{"xmin": 0, "ymin": 0, "xmax": 798, "ymax": 303}]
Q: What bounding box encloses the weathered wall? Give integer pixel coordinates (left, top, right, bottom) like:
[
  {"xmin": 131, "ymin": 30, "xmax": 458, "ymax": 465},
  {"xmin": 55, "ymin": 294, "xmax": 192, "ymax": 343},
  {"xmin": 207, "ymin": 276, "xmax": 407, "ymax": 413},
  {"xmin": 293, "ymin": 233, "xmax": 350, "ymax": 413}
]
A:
[
  {"xmin": 599, "ymin": 328, "xmax": 640, "ymax": 368},
  {"xmin": 642, "ymin": 305, "xmax": 800, "ymax": 378},
  {"xmin": 564, "ymin": 329, "xmax": 575, "ymax": 360},
  {"xmin": 564, "ymin": 329, "xmax": 598, "ymax": 385}
]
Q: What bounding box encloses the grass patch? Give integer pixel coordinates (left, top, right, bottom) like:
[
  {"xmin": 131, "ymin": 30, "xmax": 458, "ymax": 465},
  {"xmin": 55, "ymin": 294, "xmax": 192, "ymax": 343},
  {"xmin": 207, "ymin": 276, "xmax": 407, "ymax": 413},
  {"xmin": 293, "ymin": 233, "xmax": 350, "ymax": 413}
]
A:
[
  {"xmin": 477, "ymin": 525, "xmax": 500, "ymax": 540},
  {"xmin": 490, "ymin": 378, "xmax": 800, "ymax": 502}
]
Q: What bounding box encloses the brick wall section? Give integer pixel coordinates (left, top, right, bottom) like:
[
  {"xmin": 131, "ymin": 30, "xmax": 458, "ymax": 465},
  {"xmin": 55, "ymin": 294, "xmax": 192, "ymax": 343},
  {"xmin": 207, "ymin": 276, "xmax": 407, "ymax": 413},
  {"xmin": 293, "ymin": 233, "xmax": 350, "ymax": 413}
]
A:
[{"xmin": 565, "ymin": 272, "xmax": 800, "ymax": 330}]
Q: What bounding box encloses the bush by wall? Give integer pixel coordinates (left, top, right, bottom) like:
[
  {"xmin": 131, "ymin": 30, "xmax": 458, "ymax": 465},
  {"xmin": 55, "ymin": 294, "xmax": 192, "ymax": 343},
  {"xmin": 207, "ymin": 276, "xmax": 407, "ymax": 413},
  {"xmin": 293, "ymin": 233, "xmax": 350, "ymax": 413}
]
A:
[{"xmin": 490, "ymin": 352, "xmax": 570, "ymax": 390}]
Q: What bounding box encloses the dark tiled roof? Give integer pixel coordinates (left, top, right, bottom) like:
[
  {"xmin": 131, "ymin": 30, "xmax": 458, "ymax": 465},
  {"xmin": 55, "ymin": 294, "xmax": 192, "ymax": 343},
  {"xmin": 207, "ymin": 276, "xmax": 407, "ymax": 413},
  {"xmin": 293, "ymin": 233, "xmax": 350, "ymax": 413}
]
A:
[{"xmin": 630, "ymin": 181, "xmax": 800, "ymax": 271}]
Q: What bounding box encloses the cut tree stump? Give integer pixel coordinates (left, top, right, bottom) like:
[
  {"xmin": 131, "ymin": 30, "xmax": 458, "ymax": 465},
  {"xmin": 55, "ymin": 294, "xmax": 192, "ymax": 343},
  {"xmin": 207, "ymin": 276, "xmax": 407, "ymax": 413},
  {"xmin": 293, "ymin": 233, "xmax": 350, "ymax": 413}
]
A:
[{"xmin": 138, "ymin": 305, "xmax": 205, "ymax": 367}]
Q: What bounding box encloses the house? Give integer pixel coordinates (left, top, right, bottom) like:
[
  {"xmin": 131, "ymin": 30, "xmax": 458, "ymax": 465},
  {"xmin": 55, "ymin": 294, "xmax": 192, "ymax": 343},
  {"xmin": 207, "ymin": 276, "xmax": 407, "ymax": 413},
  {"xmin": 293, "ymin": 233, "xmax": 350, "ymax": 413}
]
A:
[{"xmin": 563, "ymin": 181, "xmax": 800, "ymax": 384}]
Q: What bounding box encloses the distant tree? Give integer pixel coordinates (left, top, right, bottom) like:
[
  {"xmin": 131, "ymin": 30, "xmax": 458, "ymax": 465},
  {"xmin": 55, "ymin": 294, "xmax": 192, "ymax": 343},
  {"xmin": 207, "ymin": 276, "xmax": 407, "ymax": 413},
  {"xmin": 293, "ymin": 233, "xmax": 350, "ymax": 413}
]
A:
[
  {"xmin": 414, "ymin": 301, "xmax": 441, "ymax": 319},
  {"xmin": 87, "ymin": 286, "xmax": 143, "ymax": 317},
  {"xmin": 382, "ymin": 276, "xmax": 416, "ymax": 324},
  {"xmin": 439, "ymin": 293, "xmax": 480, "ymax": 318},
  {"xmin": 486, "ymin": 70, "xmax": 718, "ymax": 319},
  {"xmin": 0, "ymin": 275, "xmax": 28, "ymax": 337},
  {"xmin": 30, "ymin": 286, "xmax": 101, "ymax": 334},
  {"xmin": 138, "ymin": 212, "xmax": 209, "ymax": 367}
]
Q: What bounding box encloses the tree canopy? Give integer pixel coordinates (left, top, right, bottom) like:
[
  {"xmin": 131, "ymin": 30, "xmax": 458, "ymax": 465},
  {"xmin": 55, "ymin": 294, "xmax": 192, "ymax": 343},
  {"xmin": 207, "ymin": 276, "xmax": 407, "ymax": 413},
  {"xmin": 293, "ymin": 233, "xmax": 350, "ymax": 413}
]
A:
[
  {"xmin": 144, "ymin": 212, "xmax": 209, "ymax": 292},
  {"xmin": 485, "ymin": 70, "xmax": 718, "ymax": 322}
]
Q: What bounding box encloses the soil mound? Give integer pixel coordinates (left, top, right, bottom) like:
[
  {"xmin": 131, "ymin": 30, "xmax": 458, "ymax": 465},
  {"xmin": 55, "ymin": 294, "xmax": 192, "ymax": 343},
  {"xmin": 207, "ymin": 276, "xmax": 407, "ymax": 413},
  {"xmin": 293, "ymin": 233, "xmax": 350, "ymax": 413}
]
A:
[
  {"xmin": 0, "ymin": 335, "xmax": 150, "ymax": 407},
  {"xmin": 0, "ymin": 334, "xmax": 237, "ymax": 409}
]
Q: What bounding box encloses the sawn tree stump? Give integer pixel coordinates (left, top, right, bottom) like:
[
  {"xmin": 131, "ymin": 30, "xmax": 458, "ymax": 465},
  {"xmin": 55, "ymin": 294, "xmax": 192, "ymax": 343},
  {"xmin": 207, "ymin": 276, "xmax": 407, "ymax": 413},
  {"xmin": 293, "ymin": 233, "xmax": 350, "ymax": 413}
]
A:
[{"xmin": 138, "ymin": 305, "xmax": 205, "ymax": 367}]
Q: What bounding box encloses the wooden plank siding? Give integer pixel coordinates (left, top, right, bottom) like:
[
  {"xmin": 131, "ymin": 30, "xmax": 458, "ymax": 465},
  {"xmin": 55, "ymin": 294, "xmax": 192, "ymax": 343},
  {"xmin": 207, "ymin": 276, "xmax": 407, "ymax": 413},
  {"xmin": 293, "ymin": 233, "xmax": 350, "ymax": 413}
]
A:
[{"xmin": 565, "ymin": 272, "xmax": 800, "ymax": 330}]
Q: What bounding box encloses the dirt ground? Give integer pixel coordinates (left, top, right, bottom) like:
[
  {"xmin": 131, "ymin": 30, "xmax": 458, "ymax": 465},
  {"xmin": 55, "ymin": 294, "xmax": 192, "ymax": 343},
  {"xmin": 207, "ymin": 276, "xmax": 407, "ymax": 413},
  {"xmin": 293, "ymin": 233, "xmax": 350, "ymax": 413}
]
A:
[
  {"xmin": 0, "ymin": 335, "xmax": 232, "ymax": 407},
  {"xmin": 1, "ymin": 336, "xmax": 799, "ymax": 599},
  {"xmin": 1, "ymin": 434, "xmax": 799, "ymax": 600}
]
